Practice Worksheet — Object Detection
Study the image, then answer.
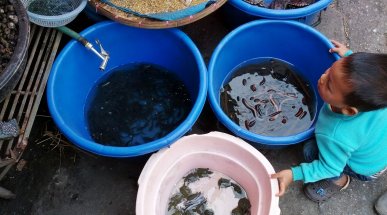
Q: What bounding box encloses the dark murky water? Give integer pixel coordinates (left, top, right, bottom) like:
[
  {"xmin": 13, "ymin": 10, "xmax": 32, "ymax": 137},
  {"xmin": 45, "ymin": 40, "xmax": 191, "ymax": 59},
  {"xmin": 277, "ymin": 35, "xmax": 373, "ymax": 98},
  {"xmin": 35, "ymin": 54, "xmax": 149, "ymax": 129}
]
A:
[
  {"xmin": 28, "ymin": 0, "xmax": 76, "ymax": 16},
  {"xmin": 167, "ymin": 168, "xmax": 251, "ymax": 215},
  {"xmin": 86, "ymin": 63, "xmax": 192, "ymax": 146},
  {"xmin": 220, "ymin": 58, "xmax": 316, "ymax": 136}
]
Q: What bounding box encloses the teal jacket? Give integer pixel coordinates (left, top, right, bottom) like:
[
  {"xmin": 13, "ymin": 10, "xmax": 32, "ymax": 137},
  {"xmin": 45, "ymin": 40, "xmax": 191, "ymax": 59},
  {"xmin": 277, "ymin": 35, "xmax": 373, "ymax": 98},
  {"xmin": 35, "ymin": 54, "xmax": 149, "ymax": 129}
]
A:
[{"xmin": 292, "ymin": 104, "xmax": 387, "ymax": 182}]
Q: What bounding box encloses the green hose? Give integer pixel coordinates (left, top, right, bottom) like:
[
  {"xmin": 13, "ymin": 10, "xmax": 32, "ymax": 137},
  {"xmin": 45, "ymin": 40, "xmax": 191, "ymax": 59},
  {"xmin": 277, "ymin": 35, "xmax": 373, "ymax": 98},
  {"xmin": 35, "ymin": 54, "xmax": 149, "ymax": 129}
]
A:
[{"xmin": 56, "ymin": 26, "xmax": 89, "ymax": 46}]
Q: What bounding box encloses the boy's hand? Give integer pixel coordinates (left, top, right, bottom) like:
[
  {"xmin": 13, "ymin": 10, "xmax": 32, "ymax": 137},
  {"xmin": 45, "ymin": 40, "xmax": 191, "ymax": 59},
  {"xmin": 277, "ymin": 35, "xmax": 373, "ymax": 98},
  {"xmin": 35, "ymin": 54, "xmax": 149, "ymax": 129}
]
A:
[
  {"xmin": 271, "ymin": 169, "xmax": 293, "ymax": 196},
  {"xmin": 329, "ymin": 40, "xmax": 350, "ymax": 57}
]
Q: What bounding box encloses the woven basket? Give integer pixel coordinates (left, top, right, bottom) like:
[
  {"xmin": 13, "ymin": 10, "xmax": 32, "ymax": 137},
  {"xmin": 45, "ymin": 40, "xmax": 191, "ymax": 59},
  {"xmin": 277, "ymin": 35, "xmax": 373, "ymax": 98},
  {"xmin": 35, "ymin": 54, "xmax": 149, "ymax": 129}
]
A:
[
  {"xmin": 88, "ymin": 0, "xmax": 228, "ymax": 29},
  {"xmin": 22, "ymin": 0, "xmax": 87, "ymax": 27}
]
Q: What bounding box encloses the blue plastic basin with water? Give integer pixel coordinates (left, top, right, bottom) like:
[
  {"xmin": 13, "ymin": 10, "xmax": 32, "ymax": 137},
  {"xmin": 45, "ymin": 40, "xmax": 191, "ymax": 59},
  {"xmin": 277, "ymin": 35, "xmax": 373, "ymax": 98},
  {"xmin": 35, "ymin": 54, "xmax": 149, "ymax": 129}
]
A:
[
  {"xmin": 208, "ymin": 20, "xmax": 339, "ymax": 147},
  {"xmin": 224, "ymin": 0, "xmax": 333, "ymax": 27},
  {"xmin": 47, "ymin": 21, "xmax": 207, "ymax": 157}
]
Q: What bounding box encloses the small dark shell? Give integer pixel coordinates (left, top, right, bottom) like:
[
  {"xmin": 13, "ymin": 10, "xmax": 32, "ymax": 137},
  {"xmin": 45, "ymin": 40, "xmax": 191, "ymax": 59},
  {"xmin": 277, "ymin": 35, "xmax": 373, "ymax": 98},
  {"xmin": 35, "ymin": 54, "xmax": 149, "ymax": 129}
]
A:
[
  {"xmin": 281, "ymin": 116, "xmax": 288, "ymax": 124},
  {"xmin": 179, "ymin": 185, "xmax": 192, "ymax": 197},
  {"xmin": 204, "ymin": 210, "xmax": 215, "ymax": 215},
  {"xmin": 299, "ymin": 111, "xmax": 307, "ymax": 119},
  {"xmin": 231, "ymin": 183, "xmax": 243, "ymax": 194},
  {"xmin": 255, "ymin": 104, "xmax": 263, "ymax": 116},
  {"xmin": 269, "ymin": 110, "xmax": 282, "ymax": 117},
  {"xmin": 242, "ymin": 79, "xmax": 247, "ymax": 86},
  {"xmin": 238, "ymin": 198, "xmax": 252, "ymax": 211},
  {"xmin": 244, "ymin": 120, "xmax": 250, "ymax": 130},
  {"xmin": 250, "ymin": 84, "xmax": 257, "ymax": 92},
  {"xmin": 248, "ymin": 120, "xmax": 256, "ymax": 127},
  {"xmin": 218, "ymin": 178, "xmax": 231, "ymax": 188},
  {"xmin": 259, "ymin": 77, "xmax": 266, "ymax": 86},
  {"xmin": 295, "ymin": 107, "xmax": 303, "ymax": 117}
]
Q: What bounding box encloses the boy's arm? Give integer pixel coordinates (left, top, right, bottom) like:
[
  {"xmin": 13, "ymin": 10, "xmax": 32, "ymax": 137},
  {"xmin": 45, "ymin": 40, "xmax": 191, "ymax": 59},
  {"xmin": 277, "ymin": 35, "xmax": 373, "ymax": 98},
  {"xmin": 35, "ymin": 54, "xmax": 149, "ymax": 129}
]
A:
[
  {"xmin": 292, "ymin": 134, "xmax": 356, "ymax": 183},
  {"xmin": 271, "ymin": 134, "xmax": 357, "ymax": 195},
  {"xmin": 330, "ymin": 40, "xmax": 353, "ymax": 57}
]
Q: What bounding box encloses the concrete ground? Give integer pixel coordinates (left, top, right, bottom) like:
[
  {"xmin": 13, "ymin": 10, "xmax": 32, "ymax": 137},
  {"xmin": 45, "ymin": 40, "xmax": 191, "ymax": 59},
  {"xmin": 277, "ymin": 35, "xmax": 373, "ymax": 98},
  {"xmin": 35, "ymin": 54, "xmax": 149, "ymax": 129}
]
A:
[{"xmin": 0, "ymin": 0, "xmax": 386, "ymax": 214}]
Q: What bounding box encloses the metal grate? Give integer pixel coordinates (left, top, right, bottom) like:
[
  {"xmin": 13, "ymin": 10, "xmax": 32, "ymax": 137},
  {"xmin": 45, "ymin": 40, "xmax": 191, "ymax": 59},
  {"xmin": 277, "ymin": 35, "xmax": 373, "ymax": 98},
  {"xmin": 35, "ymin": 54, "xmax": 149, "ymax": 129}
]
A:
[{"xmin": 0, "ymin": 24, "xmax": 62, "ymax": 181}]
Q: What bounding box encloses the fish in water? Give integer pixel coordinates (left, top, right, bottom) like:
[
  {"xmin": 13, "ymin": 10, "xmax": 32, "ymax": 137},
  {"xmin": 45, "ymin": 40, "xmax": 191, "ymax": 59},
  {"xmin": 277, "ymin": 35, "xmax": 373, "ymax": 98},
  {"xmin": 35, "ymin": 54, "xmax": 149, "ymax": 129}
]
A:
[
  {"xmin": 0, "ymin": 119, "xmax": 19, "ymax": 140},
  {"xmin": 269, "ymin": 0, "xmax": 315, "ymax": 9},
  {"xmin": 0, "ymin": 186, "xmax": 16, "ymax": 199}
]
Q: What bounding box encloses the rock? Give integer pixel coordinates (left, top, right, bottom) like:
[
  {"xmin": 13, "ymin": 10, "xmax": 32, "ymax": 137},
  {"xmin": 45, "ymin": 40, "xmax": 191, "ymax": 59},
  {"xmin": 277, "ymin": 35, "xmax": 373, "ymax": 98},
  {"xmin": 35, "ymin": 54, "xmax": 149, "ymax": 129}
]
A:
[{"xmin": 0, "ymin": 0, "xmax": 19, "ymax": 73}]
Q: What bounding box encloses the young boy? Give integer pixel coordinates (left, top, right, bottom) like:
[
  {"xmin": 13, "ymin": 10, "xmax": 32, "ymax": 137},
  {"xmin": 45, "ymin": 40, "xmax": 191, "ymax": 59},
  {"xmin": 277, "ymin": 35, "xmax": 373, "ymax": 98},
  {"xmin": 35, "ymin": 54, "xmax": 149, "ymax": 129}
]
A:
[{"xmin": 271, "ymin": 40, "xmax": 387, "ymax": 202}]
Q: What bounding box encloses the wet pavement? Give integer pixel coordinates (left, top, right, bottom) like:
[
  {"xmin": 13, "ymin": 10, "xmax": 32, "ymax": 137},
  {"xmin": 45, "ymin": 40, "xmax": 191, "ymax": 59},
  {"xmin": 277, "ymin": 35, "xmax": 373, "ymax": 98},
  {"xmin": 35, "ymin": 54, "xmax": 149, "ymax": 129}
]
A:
[{"xmin": 0, "ymin": 0, "xmax": 386, "ymax": 214}]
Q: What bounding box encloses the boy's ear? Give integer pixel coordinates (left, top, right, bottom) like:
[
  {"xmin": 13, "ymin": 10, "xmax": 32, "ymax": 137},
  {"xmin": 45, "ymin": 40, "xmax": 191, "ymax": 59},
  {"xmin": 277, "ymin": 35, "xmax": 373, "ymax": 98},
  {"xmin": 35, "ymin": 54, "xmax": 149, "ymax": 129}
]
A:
[{"xmin": 342, "ymin": 106, "xmax": 359, "ymax": 116}]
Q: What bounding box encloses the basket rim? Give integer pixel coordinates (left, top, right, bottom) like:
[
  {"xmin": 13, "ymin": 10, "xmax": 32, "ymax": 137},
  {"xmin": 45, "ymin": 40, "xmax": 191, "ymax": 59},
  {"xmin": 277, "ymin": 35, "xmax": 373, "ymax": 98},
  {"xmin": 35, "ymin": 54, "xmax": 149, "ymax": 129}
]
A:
[
  {"xmin": 22, "ymin": 0, "xmax": 87, "ymax": 23},
  {"xmin": 88, "ymin": 0, "xmax": 228, "ymax": 29},
  {"xmin": 0, "ymin": 0, "xmax": 30, "ymax": 90}
]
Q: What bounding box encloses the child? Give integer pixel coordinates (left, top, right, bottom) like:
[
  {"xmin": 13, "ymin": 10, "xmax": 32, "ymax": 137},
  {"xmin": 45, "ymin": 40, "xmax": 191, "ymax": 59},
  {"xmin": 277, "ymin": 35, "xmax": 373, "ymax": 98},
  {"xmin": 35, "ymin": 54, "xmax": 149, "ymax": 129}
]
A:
[{"xmin": 271, "ymin": 40, "xmax": 387, "ymax": 202}]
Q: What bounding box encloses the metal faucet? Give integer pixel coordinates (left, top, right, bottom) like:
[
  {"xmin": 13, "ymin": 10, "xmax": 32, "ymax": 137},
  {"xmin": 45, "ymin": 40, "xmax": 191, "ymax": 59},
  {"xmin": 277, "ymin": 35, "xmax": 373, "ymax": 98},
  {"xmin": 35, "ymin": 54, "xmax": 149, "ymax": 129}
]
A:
[
  {"xmin": 85, "ymin": 39, "xmax": 110, "ymax": 71},
  {"xmin": 55, "ymin": 27, "xmax": 110, "ymax": 71}
]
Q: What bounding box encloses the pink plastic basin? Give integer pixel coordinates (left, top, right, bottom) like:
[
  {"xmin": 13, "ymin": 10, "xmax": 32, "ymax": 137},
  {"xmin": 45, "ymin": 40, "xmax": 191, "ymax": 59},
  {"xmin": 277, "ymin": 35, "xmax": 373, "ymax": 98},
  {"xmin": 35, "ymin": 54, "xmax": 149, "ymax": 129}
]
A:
[{"xmin": 136, "ymin": 132, "xmax": 280, "ymax": 215}]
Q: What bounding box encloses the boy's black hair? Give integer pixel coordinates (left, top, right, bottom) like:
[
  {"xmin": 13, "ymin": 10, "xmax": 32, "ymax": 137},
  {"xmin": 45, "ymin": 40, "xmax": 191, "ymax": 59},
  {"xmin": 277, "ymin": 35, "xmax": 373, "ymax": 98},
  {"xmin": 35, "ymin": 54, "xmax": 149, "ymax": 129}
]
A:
[{"xmin": 341, "ymin": 52, "xmax": 387, "ymax": 112}]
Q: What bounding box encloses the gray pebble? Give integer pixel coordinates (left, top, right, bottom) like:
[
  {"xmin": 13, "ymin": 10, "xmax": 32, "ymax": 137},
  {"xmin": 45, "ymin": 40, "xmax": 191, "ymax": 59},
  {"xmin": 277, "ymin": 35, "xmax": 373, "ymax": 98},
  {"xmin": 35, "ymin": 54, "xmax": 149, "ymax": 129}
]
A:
[
  {"xmin": 7, "ymin": 22, "xmax": 15, "ymax": 29},
  {"xmin": 8, "ymin": 15, "xmax": 18, "ymax": 23}
]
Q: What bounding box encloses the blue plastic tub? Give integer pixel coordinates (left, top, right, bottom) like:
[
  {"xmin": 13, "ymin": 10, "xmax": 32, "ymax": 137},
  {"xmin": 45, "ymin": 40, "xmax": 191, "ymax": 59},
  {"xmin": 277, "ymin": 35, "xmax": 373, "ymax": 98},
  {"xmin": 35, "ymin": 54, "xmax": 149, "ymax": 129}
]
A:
[
  {"xmin": 208, "ymin": 20, "xmax": 339, "ymax": 147},
  {"xmin": 224, "ymin": 0, "xmax": 333, "ymax": 27},
  {"xmin": 47, "ymin": 21, "xmax": 207, "ymax": 157}
]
